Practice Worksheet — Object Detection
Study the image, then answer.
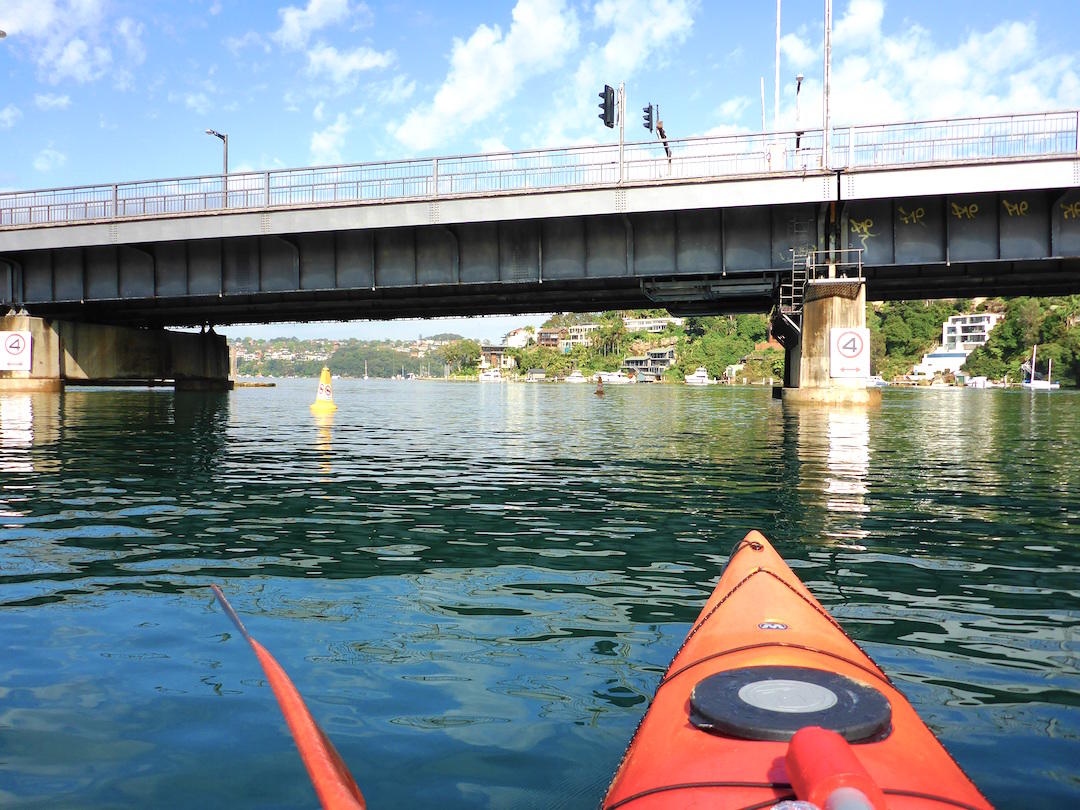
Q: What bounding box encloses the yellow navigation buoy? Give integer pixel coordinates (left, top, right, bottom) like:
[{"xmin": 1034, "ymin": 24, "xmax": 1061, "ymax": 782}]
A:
[{"xmin": 310, "ymin": 366, "xmax": 338, "ymax": 413}]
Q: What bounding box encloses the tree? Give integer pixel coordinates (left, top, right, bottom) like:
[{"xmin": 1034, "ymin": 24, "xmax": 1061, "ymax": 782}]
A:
[{"xmin": 437, "ymin": 339, "xmax": 481, "ymax": 372}]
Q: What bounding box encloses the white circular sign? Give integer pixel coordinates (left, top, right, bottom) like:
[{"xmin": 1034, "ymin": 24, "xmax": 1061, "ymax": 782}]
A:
[{"xmin": 1, "ymin": 331, "xmax": 32, "ymax": 371}]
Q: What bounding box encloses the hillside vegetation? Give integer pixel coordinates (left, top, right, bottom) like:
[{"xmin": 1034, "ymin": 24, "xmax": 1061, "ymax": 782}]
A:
[
  {"xmin": 962, "ymin": 297, "xmax": 1080, "ymax": 384},
  {"xmin": 231, "ymin": 297, "xmax": 1080, "ymax": 386}
]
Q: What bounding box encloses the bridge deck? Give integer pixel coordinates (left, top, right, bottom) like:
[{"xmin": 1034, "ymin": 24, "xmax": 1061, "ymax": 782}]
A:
[{"xmin": 1, "ymin": 111, "xmax": 1078, "ymax": 325}]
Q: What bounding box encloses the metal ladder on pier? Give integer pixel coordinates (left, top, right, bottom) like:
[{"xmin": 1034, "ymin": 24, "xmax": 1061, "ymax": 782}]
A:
[
  {"xmin": 779, "ymin": 251, "xmax": 811, "ymax": 336},
  {"xmin": 776, "ymin": 248, "xmax": 864, "ymax": 341}
]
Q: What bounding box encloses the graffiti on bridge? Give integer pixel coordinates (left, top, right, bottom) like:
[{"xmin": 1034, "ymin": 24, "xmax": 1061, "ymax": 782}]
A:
[
  {"xmin": 850, "ymin": 218, "xmax": 876, "ymax": 250},
  {"xmin": 1002, "ymin": 199, "xmax": 1030, "ymax": 217},
  {"xmin": 897, "ymin": 206, "xmax": 926, "ymax": 226}
]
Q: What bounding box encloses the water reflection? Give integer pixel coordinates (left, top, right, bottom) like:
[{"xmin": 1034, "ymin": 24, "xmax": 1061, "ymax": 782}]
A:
[
  {"xmin": 313, "ymin": 412, "xmax": 334, "ymax": 477},
  {"xmin": 788, "ymin": 404, "xmax": 871, "ymax": 547},
  {"xmin": 0, "ymin": 392, "xmax": 60, "ymax": 475}
]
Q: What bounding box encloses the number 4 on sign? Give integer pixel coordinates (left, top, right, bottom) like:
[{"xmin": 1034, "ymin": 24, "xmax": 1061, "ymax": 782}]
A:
[
  {"xmin": 1, "ymin": 331, "xmax": 33, "ymax": 371},
  {"xmin": 829, "ymin": 328, "xmax": 870, "ymax": 379}
]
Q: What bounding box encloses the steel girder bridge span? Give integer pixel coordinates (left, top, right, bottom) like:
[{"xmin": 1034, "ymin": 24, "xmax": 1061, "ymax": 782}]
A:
[
  {"xmin": 0, "ymin": 110, "xmax": 1077, "ymax": 393},
  {"xmin": 1, "ymin": 110, "xmax": 1078, "ymax": 329}
]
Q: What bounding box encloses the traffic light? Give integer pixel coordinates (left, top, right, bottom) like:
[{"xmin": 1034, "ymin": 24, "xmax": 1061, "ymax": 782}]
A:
[
  {"xmin": 598, "ymin": 84, "xmax": 615, "ymax": 128},
  {"xmin": 642, "ymin": 103, "xmax": 654, "ymax": 133}
]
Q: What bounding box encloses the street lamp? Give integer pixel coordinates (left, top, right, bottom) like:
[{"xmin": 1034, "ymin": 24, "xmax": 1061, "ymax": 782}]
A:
[
  {"xmin": 795, "ymin": 73, "xmax": 804, "ymax": 149},
  {"xmin": 205, "ymin": 128, "xmax": 228, "ymax": 203}
]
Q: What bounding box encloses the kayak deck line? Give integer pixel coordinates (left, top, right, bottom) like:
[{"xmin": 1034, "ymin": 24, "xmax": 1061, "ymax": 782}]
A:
[
  {"xmin": 604, "ymin": 781, "xmax": 796, "ymax": 810},
  {"xmin": 605, "ymin": 782, "xmax": 992, "ymax": 810},
  {"xmin": 602, "ymin": 530, "xmax": 993, "ymax": 810},
  {"xmin": 656, "ymin": 639, "xmax": 895, "ymax": 692}
]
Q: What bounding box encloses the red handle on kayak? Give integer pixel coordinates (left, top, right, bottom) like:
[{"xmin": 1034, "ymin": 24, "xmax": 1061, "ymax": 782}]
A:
[
  {"xmin": 211, "ymin": 585, "xmax": 366, "ymax": 810},
  {"xmin": 786, "ymin": 726, "xmax": 886, "ymax": 810}
]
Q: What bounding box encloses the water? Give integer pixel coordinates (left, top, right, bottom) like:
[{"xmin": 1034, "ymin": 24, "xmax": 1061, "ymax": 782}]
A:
[{"xmin": 1, "ymin": 381, "xmax": 1077, "ymax": 808}]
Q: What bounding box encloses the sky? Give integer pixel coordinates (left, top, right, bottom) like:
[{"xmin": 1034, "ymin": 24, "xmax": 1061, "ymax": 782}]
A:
[{"xmin": 1, "ymin": 0, "xmax": 1078, "ymax": 341}]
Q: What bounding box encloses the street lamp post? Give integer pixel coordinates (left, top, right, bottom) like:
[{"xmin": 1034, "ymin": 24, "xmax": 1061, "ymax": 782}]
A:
[
  {"xmin": 822, "ymin": 0, "xmax": 832, "ymax": 169},
  {"xmin": 795, "ymin": 73, "xmax": 804, "ymax": 150},
  {"xmin": 205, "ymin": 128, "xmax": 228, "ymax": 205}
]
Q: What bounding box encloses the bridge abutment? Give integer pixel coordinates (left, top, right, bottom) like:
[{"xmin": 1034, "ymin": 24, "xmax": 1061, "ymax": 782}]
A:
[
  {"xmin": 781, "ymin": 280, "xmax": 880, "ymax": 406},
  {"xmin": 1, "ymin": 315, "xmax": 232, "ymax": 392}
]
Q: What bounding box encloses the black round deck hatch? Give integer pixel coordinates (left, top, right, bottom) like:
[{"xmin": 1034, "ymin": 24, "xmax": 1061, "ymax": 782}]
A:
[{"xmin": 689, "ymin": 665, "xmax": 891, "ymax": 742}]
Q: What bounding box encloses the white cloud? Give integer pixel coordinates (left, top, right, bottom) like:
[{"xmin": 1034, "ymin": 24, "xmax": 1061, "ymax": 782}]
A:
[
  {"xmin": 780, "ymin": 32, "xmax": 816, "ymax": 69},
  {"xmin": 539, "ymin": 0, "xmax": 696, "ymax": 146},
  {"xmin": 224, "ymin": 31, "xmax": 268, "ymax": 55},
  {"xmin": 392, "ymin": 0, "xmax": 581, "ymax": 151},
  {"xmin": 770, "ymin": 5, "xmax": 1079, "ymax": 133},
  {"xmin": 0, "ymin": 105, "xmax": 23, "ymax": 129},
  {"xmin": 478, "ymin": 137, "xmax": 509, "ymax": 154},
  {"xmin": 833, "ymin": 0, "xmax": 885, "ymax": 47},
  {"xmin": 305, "ymin": 43, "xmax": 394, "ymax": 87},
  {"xmin": 209, "ymin": 1, "xmax": 222, "ymax": 15},
  {"xmin": 310, "ymin": 113, "xmax": 350, "ymax": 163},
  {"xmin": 33, "ymin": 147, "xmax": 67, "ymax": 172},
  {"xmin": 717, "ymin": 97, "xmax": 750, "ymax": 121},
  {"xmin": 116, "ymin": 17, "xmax": 145, "ymax": 64},
  {"xmin": 373, "ymin": 74, "xmax": 417, "ymax": 106},
  {"xmin": 34, "ymin": 93, "xmax": 71, "ymax": 110},
  {"xmin": 273, "ymin": 0, "xmax": 363, "ymax": 50},
  {"xmin": 0, "ymin": 0, "xmax": 149, "ymax": 85},
  {"xmin": 314, "ymin": 101, "xmax": 326, "ymax": 121},
  {"xmin": 48, "ymin": 37, "xmax": 112, "ymax": 83},
  {"xmin": 168, "ymin": 91, "xmax": 213, "ymax": 114}
]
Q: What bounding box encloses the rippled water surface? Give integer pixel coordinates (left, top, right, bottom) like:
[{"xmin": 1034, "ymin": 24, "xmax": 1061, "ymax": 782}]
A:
[{"xmin": 1, "ymin": 381, "xmax": 1078, "ymax": 808}]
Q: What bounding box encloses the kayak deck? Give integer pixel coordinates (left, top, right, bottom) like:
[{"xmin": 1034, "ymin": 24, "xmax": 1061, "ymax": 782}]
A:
[{"xmin": 603, "ymin": 531, "xmax": 992, "ymax": 810}]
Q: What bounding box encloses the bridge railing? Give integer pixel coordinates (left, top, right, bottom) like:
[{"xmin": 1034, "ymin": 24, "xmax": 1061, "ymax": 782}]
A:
[
  {"xmin": 832, "ymin": 110, "xmax": 1080, "ymax": 168},
  {"xmin": 1, "ymin": 110, "xmax": 1076, "ymax": 228}
]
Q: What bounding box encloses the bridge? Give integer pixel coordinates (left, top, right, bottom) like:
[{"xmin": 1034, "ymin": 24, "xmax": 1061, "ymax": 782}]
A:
[{"xmin": 1, "ymin": 109, "xmax": 1078, "ymax": 395}]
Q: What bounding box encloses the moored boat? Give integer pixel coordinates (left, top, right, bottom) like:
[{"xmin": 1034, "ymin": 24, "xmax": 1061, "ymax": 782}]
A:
[
  {"xmin": 478, "ymin": 368, "xmax": 502, "ymax": 381},
  {"xmin": 603, "ymin": 531, "xmax": 991, "ymax": 810},
  {"xmin": 684, "ymin": 366, "xmax": 717, "ymax": 385},
  {"xmin": 596, "ymin": 370, "xmax": 635, "ymax": 385},
  {"xmin": 1021, "ymin": 345, "xmax": 1060, "ymax": 390},
  {"xmin": 565, "ymin": 370, "xmax": 589, "ymax": 383}
]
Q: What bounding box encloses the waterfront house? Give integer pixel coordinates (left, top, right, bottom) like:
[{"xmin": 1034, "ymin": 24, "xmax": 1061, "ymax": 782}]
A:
[
  {"xmin": 623, "ymin": 316, "xmax": 684, "ymax": 333},
  {"xmin": 621, "ymin": 346, "xmax": 677, "ymax": 382},
  {"xmin": 913, "ymin": 311, "xmax": 1003, "ymax": 377},
  {"xmin": 478, "ymin": 344, "xmax": 517, "ymax": 371},
  {"xmin": 504, "ymin": 327, "xmax": 535, "ymax": 349},
  {"xmin": 566, "ymin": 324, "xmax": 601, "ymax": 348},
  {"xmin": 537, "ymin": 328, "xmax": 564, "ymax": 348},
  {"xmin": 525, "ymin": 368, "xmax": 547, "ymax": 382}
]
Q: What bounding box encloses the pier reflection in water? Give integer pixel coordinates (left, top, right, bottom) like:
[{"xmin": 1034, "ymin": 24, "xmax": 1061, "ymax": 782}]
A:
[{"xmin": 0, "ymin": 381, "xmax": 1077, "ymax": 807}]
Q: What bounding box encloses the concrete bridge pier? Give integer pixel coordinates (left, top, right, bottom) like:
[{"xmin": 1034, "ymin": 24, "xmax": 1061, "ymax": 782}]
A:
[
  {"xmin": 781, "ymin": 280, "xmax": 880, "ymax": 406},
  {"xmin": 0, "ymin": 314, "xmax": 233, "ymax": 392}
]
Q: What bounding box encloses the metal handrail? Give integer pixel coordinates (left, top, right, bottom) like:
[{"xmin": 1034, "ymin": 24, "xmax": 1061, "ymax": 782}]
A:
[{"xmin": 1, "ymin": 109, "xmax": 1076, "ymax": 229}]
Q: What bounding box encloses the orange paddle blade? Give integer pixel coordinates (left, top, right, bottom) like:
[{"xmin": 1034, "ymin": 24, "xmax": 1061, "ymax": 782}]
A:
[{"xmin": 211, "ymin": 585, "xmax": 366, "ymax": 810}]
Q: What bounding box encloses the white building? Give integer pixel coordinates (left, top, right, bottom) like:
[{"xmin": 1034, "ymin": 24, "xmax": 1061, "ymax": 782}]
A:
[
  {"xmin": 942, "ymin": 312, "xmax": 1003, "ymax": 352},
  {"xmin": 623, "ymin": 316, "xmax": 685, "ymax": 333},
  {"xmin": 912, "ymin": 312, "xmax": 1003, "ymax": 378},
  {"xmin": 503, "ymin": 327, "xmax": 535, "ymax": 349},
  {"xmin": 566, "ymin": 324, "xmax": 601, "ymax": 348}
]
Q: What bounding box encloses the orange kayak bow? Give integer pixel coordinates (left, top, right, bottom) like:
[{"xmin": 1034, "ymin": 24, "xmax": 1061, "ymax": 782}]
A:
[{"xmin": 603, "ymin": 531, "xmax": 992, "ymax": 810}]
